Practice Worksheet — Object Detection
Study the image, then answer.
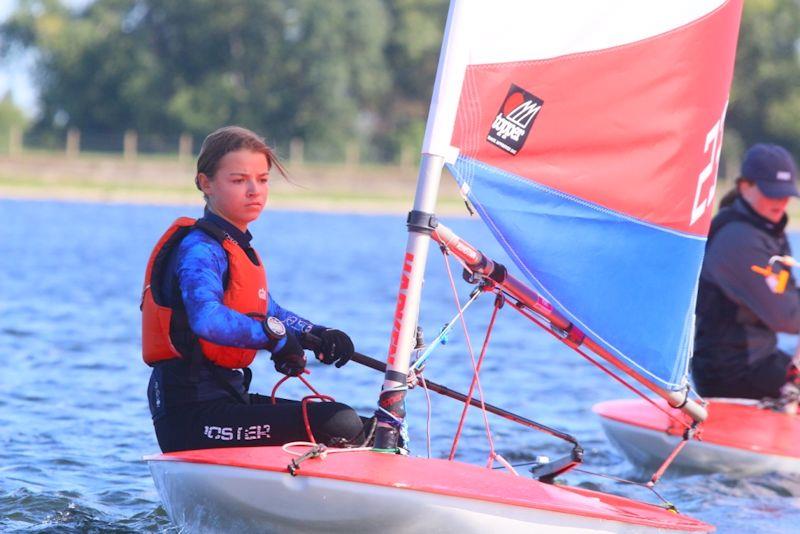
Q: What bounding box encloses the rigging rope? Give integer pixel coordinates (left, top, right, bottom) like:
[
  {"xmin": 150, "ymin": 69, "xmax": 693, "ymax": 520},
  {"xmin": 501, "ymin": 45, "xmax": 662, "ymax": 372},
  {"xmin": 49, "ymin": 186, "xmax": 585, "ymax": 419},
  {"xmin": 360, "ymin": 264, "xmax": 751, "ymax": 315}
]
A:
[
  {"xmin": 270, "ymin": 370, "xmax": 324, "ymax": 404},
  {"xmin": 440, "ymin": 247, "xmax": 515, "ymax": 473},
  {"xmin": 411, "ymin": 288, "xmax": 482, "ymax": 372},
  {"xmin": 269, "ymin": 369, "xmax": 336, "ymax": 444},
  {"xmin": 301, "ymin": 394, "xmax": 336, "ymax": 444},
  {"xmin": 571, "ymin": 467, "xmax": 677, "ymax": 511},
  {"xmin": 495, "ymin": 286, "xmax": 698, "ymax": 484},
  {"xmin": 448, "ymin": 291, "xmax": 503, "ymax": 462},
  {"xmin": 282, "ymin": 442, "xmax": 374, "ymax": 476},
  {"xmin": 273, "ymin": 243, "xmax": 689, "ymax": 488},
  {"xmin": 508, "ymin": 297, "xmax": 694, "ymax": 432},
  {"xmin": 494, "ymin": 458, "xmax": 677, "ymax": 511}
]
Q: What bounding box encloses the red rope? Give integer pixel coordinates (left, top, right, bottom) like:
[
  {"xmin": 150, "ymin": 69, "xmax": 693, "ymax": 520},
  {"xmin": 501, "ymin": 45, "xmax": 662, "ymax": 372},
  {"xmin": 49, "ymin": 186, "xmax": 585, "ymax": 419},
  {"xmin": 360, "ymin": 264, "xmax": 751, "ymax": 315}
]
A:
[
  {"xmin": 298, "ymin": 374, "xmax": 323, "ymax": 396},
  {"xmin": 509, "ymin": 297, "xmax": 693, "ymax": 431},
  {"xmin": 269, "ymin": 370, "xmax": 335, "ymax": 443},
  {"xmin": 449, "ymin": 299, "xmax": 502, "ymax": 461},
  {"xmin": 440, "ymin": 248, "xmax": 503, "ymax": 464},
  {"xmin": 301, "ymin": 394, "xmax": 336, "ymax": 443},
  {"xmin": 270, "ymin": 375, "xmax": 294, "ymax": 404},
  {"xmin": 647, "ymin": 433, "xmax": 692, "ymax": 487},
  {"xmin": 270, "ymin": 369, "xmax": 326, "ymax": 404}
]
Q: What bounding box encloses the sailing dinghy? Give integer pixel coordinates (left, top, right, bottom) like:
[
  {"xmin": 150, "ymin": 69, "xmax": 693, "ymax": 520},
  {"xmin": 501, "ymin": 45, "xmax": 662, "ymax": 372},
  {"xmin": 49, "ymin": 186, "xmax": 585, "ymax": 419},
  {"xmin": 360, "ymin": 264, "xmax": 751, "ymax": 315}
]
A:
[
  {"xmin": 146, "ymin": 0, "xmax": 743, "ymax": 531},
  {"xmin": 594, "ymin": 398, "xmax": 800, "ymax": 476}
]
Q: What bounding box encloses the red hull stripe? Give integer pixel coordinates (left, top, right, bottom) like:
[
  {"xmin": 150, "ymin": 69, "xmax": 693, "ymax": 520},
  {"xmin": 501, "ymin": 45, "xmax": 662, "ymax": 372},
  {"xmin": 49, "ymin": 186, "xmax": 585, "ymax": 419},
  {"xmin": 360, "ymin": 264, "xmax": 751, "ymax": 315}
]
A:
[
  {"xmin": 451, "ymin": 0, "xmax": 741, "ymax": 235},
  {"xmin": 147, "ymin": 447, "xmax": 710, "ymax": 530}
]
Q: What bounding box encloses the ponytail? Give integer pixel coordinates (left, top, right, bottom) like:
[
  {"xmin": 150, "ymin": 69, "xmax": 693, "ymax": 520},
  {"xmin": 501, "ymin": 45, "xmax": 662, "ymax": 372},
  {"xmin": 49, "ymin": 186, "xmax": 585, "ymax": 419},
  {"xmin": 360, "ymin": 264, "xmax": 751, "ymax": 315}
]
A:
[{"xmin": 718, "ymin": 177, "xmax": 751, "ymax": 209}]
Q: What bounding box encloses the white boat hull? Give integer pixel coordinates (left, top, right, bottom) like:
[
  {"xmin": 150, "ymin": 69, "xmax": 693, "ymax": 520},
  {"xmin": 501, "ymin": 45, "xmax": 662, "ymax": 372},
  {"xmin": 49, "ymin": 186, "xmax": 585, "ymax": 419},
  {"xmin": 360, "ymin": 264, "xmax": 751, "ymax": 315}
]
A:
[
  {"xmin": 594, "ymin": 399, "xmax": 800, "ymax": 476},
  {"xmin": 598, "ymin": 417, "xmax": 800, "ymax": 476},
  {"xmin": 150, "ymin": 461, "xmax": 651, "ymax": 533},
  {"xmin": 146, "ymin": 447, "xmax": 712, "ymax": 533}
]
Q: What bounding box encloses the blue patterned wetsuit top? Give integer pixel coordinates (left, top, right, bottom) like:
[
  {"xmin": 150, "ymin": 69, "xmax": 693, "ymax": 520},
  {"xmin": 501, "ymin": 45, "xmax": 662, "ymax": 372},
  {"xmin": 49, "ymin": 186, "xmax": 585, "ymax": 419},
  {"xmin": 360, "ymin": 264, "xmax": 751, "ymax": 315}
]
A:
[
  {"xmin": 162, "ymin": 210, "xmax": 315, "ymax": 345},
  {"xmin": 148, "ymin": 209, "xmax": 317, "ymax": 417}
]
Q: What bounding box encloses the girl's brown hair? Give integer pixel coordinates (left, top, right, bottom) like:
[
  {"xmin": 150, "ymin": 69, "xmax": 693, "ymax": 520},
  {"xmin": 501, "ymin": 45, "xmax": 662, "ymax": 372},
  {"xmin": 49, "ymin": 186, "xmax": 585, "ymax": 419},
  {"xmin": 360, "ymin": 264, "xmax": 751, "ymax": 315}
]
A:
[
  {"xmin": 718, "ymin": 177, "xmax": 751, "ymax": 209},
  {"xmin": 195, "ymin": 126, "xmax": 286, "ymax": 193}
]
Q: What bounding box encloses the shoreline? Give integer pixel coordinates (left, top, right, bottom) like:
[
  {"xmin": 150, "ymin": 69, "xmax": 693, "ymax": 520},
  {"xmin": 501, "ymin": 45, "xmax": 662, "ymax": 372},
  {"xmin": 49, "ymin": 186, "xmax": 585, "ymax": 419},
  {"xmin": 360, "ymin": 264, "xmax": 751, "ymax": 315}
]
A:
[
  {"xmin": 0, "ymin": 153, "xmax": 472, "ymax": 216},
  {"xmin": 0, "ymin": 183, "xmax": 473, "ymax": 217},
  {"xmin": 5, "ymin": 160, "xmax": 800, "ymax": 227},
  {"xmin": 6, "ymin": 183, "xmax": 800, "ymax": 229}
]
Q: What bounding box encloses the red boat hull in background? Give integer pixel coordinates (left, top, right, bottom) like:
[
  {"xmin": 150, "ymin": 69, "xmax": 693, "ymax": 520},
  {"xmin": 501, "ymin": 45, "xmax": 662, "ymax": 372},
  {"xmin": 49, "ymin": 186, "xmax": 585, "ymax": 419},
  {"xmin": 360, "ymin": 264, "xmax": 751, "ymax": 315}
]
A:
[{"xmin": 594, "ymin": 398, "xmax": 800, "ymax": 475}]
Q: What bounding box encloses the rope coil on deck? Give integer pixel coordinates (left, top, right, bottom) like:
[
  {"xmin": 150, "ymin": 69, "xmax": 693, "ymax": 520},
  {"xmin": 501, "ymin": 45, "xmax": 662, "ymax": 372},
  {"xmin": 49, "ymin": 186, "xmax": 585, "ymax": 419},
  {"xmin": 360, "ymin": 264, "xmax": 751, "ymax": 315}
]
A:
[{"xmin": 282, "ymin": 442, "xmax": 374, "ymax": 476}]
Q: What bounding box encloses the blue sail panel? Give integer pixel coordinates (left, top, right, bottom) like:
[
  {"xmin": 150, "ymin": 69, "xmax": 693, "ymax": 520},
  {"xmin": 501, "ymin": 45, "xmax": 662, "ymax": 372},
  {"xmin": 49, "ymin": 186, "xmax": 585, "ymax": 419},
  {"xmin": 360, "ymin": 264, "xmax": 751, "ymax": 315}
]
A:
[{"xmin": 449, "ymin": 156, "xmax": 704, "ymax": 390}]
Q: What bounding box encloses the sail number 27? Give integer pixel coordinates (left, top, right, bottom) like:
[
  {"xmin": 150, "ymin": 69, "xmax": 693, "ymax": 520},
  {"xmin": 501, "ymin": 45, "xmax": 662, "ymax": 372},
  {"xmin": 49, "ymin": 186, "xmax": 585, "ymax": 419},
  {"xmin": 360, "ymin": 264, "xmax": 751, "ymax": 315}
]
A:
[{"xmin": 690, "ymin": 108, "xmax": 727, "ymax": 226}]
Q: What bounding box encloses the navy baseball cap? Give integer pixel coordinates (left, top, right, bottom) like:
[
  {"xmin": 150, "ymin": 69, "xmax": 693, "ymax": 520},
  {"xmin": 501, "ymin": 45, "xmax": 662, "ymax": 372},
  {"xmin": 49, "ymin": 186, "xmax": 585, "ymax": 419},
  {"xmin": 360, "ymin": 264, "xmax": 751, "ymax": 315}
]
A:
[{"xmin": 741, "ymin": 143, "xmax": 799, "ymax": 198}]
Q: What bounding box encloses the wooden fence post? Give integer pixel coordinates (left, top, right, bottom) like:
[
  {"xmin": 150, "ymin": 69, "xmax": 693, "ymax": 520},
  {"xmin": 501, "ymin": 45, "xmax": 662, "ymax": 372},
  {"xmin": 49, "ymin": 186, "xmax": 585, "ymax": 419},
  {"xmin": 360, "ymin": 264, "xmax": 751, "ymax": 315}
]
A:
[
  {"xmin": 346, "ymin": 142, "xmax": 360, "ymax": 167},
  {"xmin": 178, "ymin": 133, "xmax": 193, "ymax": 163},
  {"xmin": 66, "ymin": 127, "xmax": 80, "ymax": 157},
  {"xmin": 124, "ymin": 130, "xmax": 138, "ymax": 160},
  {"xmin": 9, "ymin": 126, "xmax": 22, "ymax": 155},
  {"xmin": 289, "ymin": 138, "xmax": 304, "ymax": 165},
  {"xmin": 400, "ymin": 145, "xmax": 413, "ymax": 168}
]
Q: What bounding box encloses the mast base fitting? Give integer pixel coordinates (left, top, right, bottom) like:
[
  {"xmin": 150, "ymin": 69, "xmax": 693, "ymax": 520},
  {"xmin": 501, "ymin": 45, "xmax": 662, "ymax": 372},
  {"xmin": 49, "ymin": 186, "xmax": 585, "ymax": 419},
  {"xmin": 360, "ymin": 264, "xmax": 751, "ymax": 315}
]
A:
[
  {"xmin": 407, "ymin": 210, "xmax": 438, "ymax": 234},
  {"xmin": 373, "ymin": 424, "xmax": 401, "ymax": 452}
]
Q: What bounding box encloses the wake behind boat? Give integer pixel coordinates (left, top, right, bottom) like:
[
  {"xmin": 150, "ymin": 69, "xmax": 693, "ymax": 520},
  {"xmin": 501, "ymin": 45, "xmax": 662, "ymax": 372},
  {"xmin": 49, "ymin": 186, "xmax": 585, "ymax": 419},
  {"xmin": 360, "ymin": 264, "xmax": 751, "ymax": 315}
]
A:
[
  {"xmin": 146, "ymin": 0, "xmax": 743, "ymax": 531},
  {"xmin": 594, "ymin": 398, "xmax": 800, "ymax": 476}
]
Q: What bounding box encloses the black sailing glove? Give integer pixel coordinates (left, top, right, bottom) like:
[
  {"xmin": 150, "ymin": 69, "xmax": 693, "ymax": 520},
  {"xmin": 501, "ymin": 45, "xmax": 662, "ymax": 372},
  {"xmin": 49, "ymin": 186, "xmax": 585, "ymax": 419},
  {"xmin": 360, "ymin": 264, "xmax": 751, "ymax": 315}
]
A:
[
  {"xmin": 270, "ymin": 331, "xmax": 307, "ymax": 376},
  {"xmin": 306, "ymin": 325, "xmax": 354, "ymax": 368}
]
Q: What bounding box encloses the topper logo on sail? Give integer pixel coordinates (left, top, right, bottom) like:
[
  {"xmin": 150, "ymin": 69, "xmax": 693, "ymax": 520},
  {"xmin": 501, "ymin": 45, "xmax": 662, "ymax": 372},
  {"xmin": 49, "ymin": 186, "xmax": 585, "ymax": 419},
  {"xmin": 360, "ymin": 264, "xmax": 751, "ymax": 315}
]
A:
[{"xmin": 487, "ymin": 84, "xmax": 543, "ymax": 155}]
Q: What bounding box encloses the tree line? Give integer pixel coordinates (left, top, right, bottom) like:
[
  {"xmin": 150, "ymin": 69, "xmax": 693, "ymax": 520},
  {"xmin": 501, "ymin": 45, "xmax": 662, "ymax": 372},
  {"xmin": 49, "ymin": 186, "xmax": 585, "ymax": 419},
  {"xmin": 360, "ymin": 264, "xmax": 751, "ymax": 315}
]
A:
[{"xmin": 1, "ymin": 0, "xmax": 799, "ymax": 169}]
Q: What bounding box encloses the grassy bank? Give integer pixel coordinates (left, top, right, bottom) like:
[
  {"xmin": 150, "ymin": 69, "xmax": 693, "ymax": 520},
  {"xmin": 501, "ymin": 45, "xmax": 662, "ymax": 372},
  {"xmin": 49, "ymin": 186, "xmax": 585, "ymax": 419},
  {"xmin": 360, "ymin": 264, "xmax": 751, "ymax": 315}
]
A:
[
  {"xmin": 5, "ymin": 152, "xmax": 800, "ymax": 224},
  {"xmin": 0, "ymin": 153, "xmax": 469, "ymax": 215}
]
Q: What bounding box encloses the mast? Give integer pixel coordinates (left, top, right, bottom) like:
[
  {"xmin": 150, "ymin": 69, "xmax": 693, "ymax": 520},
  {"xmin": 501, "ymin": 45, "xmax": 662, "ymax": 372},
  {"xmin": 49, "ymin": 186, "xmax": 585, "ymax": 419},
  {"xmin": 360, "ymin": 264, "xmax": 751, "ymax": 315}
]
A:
[{"xmin": 373, "ymin": 0, "xmax": 468, "ymax": 450}]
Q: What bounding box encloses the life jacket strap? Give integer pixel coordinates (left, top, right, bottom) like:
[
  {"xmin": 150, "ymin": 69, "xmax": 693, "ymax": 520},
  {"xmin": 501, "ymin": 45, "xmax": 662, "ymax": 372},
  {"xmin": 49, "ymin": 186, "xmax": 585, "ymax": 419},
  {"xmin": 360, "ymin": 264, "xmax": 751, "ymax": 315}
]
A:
[{"xmin": 187, "ymin": 337, "xmax": 251, "ymax": 404}]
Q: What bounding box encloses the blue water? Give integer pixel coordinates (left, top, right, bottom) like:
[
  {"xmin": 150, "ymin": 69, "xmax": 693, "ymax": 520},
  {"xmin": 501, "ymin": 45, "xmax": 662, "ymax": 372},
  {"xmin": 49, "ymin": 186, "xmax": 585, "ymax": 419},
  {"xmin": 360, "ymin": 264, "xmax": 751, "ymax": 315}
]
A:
[{"xmin": 1, "ymin": 198, "xmax": 799, "ymax": 533}]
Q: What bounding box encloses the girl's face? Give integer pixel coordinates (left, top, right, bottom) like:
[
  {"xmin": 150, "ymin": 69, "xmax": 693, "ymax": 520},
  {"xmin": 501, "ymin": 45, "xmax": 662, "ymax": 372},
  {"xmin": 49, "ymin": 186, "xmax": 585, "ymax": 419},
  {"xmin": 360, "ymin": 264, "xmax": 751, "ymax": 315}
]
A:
[
  {"xmin": 740, "ymin": 181, "xmax": 790, "ymax": 224},
  {"xmin": 198, "ymin": 149, "xmax": 270, "ymax": 231}
]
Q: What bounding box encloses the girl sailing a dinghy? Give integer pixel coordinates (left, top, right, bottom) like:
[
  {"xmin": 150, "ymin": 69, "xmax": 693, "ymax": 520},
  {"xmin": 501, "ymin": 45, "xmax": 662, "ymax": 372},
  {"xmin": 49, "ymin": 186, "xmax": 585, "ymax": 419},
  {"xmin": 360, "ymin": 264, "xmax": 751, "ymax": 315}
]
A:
[
  {"xmin": 141, "ymin": 125, "xmax": 365, "ymax": 452},
  {"xmin": 693, "ymin": 143, "xmax": 800, "ymax": 403}
]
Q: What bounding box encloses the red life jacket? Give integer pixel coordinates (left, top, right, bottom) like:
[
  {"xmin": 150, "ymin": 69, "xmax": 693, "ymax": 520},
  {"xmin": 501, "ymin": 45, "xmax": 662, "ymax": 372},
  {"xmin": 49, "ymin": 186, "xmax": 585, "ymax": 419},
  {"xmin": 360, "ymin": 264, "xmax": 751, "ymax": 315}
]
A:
[{"xmin": 141, "ymin": 217, "xmax": 268, "ymax": 369}]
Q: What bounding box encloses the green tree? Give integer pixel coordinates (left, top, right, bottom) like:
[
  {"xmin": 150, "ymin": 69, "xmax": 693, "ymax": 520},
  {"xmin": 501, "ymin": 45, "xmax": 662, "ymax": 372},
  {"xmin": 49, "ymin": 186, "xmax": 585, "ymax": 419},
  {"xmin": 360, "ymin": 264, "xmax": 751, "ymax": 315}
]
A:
[
  {"xmin": 1, "ymin": 0, "xmax": 392, "ymax": 156},
  {"xmin": 0, "ymin": 91, "xmax": 28, "ymax": 153},
  {"xmin": 378, "ymin": 0, "xmax": 447, "ymax": 160},
  {"xmin": 724, "ymin": 0, "xmax": 800, "ymax": 173},
  {"xmin": 11, "ymin": 0, "xmax": 794, "ymax": 168},
  {"xmin": 0, "ymin": 91, "xmax": 28, "ymax": 130}
]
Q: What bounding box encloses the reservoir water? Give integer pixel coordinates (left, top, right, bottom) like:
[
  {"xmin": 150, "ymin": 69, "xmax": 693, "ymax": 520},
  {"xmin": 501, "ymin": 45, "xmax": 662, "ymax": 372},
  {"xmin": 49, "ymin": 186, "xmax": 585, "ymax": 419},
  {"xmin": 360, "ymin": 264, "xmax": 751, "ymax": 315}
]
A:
[{"xmin": 1, "ymin": 198, "xmax": 799, "ymax": 533}]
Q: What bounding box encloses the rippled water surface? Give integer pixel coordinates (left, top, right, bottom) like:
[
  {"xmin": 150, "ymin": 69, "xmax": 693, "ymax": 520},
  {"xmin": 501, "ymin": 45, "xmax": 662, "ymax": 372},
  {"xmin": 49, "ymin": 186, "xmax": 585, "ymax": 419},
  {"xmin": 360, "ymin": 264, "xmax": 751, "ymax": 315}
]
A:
[{"xmin": 2, "ymin": 198, "xmax": 799, "ymax": 533}]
